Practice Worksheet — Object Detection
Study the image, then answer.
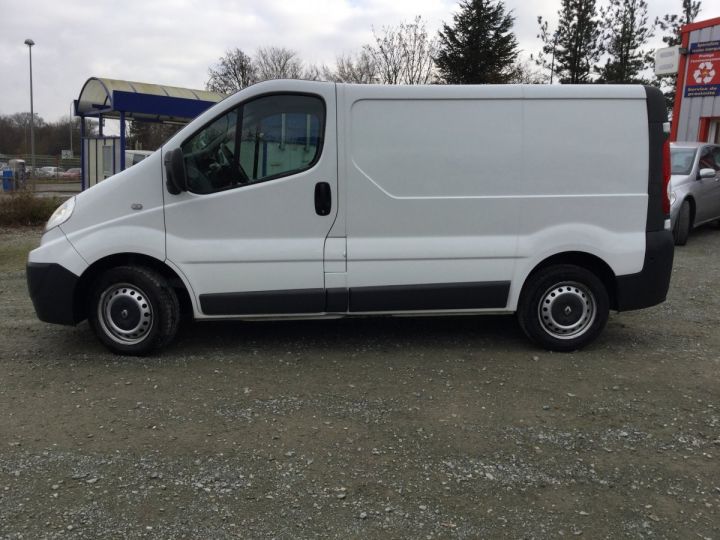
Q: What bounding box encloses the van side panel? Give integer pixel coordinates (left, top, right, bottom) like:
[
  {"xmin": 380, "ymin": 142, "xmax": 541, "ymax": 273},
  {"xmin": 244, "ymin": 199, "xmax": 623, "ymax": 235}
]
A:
[
  {"xmin": 344, "ymin": 87, "xmax": 654, "ymax": 314},
  {"xmin": 345, "ymin": 96, "xmax": 521, "ymax": 310},
  {"xmin": 506, "ymin": 97, "xmax": 650, "ymax": 309}
]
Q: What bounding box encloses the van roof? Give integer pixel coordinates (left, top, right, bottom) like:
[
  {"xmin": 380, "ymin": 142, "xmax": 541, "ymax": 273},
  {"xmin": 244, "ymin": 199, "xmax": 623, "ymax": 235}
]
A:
[{"xmin": 247, "ymin": 79, "xmax": 647, "ymax": 100}]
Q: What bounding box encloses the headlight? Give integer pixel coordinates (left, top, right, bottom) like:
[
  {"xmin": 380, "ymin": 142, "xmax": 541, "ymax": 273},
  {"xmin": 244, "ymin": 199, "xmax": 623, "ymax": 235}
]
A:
[
  {"xmin": 45, "ymin": 197, "xmax": 75, "ymax": 231},
  {"xmin": 669, "ymin": 190, "xmax": 677, "ymax": 207}
]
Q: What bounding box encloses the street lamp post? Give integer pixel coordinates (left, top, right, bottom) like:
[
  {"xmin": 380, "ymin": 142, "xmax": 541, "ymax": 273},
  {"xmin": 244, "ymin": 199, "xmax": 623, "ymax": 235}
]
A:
[
  {"xmin": 70, "ymin": 102, "xmax": 74, "ymax": 155},
  {"xmin": 24, "ymin": 38, "xmax": 35, "ymax": 177},
  {"xmin": 549, "ymin": 32, "xmax": 558, "ymax": 85}
]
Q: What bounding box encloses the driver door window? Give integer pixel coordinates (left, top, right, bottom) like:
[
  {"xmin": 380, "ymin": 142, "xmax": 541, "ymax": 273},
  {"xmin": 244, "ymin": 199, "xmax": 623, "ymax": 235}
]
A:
[{"xmin": 181, "ymin": 94, "xmax": 325, "ymax": 195}]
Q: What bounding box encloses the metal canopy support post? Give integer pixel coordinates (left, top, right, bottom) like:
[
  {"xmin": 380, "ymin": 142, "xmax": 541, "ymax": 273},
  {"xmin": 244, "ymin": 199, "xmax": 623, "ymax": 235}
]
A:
[
  {"xmin": 79, "ymin": 116, "xmax": 86, "ymax": 191},
  {"xmin": 120, "ymin": 111, "xmax": 126, "ymax": 170}
]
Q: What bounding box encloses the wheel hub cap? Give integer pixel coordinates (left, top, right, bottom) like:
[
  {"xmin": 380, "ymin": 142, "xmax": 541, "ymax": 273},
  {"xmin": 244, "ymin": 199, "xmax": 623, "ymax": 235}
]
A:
[
  {"xmin": 98, "ymin": 284, "xmax": 153, "ymax": 345},
  {"xmin": 538, "ymin": 282, "xmax": 596, "ymax": 340}
]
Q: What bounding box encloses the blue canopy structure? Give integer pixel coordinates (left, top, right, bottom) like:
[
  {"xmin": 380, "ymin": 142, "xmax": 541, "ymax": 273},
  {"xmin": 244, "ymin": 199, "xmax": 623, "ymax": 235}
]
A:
[{"xmin": 74, "ymin": 77, "xmax": 226, "ymax": 188}]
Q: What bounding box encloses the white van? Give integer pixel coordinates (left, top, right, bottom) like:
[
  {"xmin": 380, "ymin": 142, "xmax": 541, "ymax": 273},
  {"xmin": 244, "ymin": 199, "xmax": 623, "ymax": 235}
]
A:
[{"xmin": 27, "ymin": 80, "xmax": 674, "ymax": 355}]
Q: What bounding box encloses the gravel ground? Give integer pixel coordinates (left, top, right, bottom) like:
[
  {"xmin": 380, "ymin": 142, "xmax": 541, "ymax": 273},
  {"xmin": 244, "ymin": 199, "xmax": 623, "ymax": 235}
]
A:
[{"xmin": 1, "ymin": 226, "xmax": 719, "ymax": 539}]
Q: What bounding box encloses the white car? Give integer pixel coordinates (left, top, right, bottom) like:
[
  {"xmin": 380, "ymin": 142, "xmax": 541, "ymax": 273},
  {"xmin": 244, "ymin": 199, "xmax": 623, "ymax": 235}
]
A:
[
  {"xmin": 38, "ymin": 166, "xmax": 64, "ymax": 178},
  {"xmin": 28, "ymin": 80, "xmax": 674, "ymax": 355}
]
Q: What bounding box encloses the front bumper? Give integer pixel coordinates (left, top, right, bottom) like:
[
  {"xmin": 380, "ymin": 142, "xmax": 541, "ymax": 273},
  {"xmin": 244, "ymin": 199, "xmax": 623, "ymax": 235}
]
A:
[
  {"xmin": 27, "ymin": 262, "xmax": 81, "ymax": 325},
  {"xmin": 615, "ymin": 230, "xmax": 674, "ymax": 311}
]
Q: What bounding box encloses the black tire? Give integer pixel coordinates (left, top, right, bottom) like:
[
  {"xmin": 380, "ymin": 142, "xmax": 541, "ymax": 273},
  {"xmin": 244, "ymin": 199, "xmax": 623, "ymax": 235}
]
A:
[
  {"xmin": 88, "ymin": 266, "xmax": 180, "ymax": 356},
  {"xmin": 673, "ymin": 200, "xmax": 691, "ymax": 246},
  {"xmin": 517, "ymin": 264, "xmax": 609, "ymax": 352}
]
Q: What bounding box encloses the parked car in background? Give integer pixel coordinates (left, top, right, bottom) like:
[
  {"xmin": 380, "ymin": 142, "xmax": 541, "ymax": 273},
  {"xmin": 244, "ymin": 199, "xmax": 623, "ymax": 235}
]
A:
[
  {"xmin": 61, "ymin": 168, "xmax": 81, "ymax": 180},
  {"xmin": 669, "ymin": 142, "xmax": 720, "ymax": 245},
  {"xmin": 38, "ymin": 166, "xmax": 65, "ymax": 178}
]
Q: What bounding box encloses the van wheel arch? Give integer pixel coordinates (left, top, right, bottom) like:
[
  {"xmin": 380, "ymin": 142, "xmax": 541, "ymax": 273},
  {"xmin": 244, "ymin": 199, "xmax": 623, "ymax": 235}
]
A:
[
  {"xmin": 74, "ymin": 254, "xmax": 193, "ymax": 323},
  {"xmin": 521, "ymin": 252, "xmax": 617, "ymax": 310}
]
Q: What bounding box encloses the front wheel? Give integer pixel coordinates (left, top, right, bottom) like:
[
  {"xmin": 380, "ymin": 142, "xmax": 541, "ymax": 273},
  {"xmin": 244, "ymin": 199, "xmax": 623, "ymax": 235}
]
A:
[
  {"xmin": 673, "ymin": 200, "xmax": 691, "ymax": 246},
  {"xmin": 517, "ymin": 265, "xmax": 609, "ymax": 352},
  {"xmin": 88, "ymin": 266, "xmax": 180, "ymax": 356}
]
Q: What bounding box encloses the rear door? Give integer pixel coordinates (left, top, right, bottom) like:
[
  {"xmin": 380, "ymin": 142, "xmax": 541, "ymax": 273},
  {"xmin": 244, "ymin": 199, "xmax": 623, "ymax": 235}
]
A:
[{"xmin": 164, "ymin": 84, "xmax": 338, "ymax": 316}]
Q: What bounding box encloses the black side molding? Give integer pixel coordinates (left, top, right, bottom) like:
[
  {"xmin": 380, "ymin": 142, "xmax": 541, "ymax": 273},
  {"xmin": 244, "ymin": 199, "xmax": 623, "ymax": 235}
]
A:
[
  {"xmin": 27, "ymin": 262, "xmax": 81, "ymax": 325},
  {"xmin": 200, "ymin": 281, "xmax": 511, "ymax": 315},
  {"xmin": 615, "ymin": 230, "xmax": 674, "ymax": 312},
  {"xmin": 349, "ymin": 281, "xmax": 510, "ymax": 312},
  {"xmin": 201, "ymin": 288, "xmax": 326, "ymax": 315},
  {"xmin": 326, "ymin": 288, "xmax": 349, "ymax": 312}
]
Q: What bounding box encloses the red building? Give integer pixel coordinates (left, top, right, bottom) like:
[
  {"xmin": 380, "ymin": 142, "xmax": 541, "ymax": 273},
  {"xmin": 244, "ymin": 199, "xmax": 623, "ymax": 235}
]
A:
[{"xmin": 671, "ymin": 16, "xmax": 720, "ymax": 143}]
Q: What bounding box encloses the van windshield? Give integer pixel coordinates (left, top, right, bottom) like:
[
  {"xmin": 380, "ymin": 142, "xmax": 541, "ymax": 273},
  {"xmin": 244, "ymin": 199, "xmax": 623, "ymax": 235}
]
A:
[{"xmin": 670, "ymin": 148, "xmax": 697, "ymax": 175}]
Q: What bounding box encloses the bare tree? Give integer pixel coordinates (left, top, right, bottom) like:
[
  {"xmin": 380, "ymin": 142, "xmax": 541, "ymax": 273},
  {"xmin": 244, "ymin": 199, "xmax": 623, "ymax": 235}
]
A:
[
  {"xmin": 366, "ymin": 16, "xmax": 438, "ymax": 85},
  {"xmin": 506, "ymin": 60, "xmax": 547, "ymax": 84},
  {"xmin": 365, "ymin": 25, "xmax": 406, "ymax": 84},
  {"xmin": 206, "ymin": 48, "xmax": 257, "ymax": 93},
  {"xmin": 401, "ymin": 16, "xmax": 438, "ymax": 84},
  {"xmin": 303, "ymin": 63, "xmax": 327, "ymax": 81},
  {"xmin": 324, "ymin": 51, "xmax": 378, "ymax": 83},
  {"xmin": 255, "ymin": 46, "xmax": 304, "ymax": 81}
]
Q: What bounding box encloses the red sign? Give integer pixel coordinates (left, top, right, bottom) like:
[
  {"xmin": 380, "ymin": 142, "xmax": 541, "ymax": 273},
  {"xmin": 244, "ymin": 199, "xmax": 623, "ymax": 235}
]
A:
[{"xmin": 685, "ymin": 50, "xmax": 720, "ymax": 97}]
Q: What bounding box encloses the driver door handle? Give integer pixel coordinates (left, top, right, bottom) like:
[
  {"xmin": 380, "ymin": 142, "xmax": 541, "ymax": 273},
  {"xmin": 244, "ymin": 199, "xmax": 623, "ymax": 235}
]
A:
[{"xmin": 314, "ymin": 182, "xmax": 332, "ymax": 216}]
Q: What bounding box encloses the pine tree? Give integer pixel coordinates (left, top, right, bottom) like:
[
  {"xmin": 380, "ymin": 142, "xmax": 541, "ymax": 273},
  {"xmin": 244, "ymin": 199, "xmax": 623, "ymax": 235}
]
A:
[
  {"xmin": 599, "ymin": 0, "xmax": 653, "ymax": 83},
  {"xmin": 436, "ymin": 0, "xmax": 519, "ymax": 84},
  {"xmin": 536, "ymin": 0, "xmax": 602, "ymax": 84},
  {"xmin": 655, "ymin": 0, "xmax": 701, "ymax": 47}
]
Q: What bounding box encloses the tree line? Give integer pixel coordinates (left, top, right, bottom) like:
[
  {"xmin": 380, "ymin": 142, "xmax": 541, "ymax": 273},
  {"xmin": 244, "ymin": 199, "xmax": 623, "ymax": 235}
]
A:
[
  {"xmin": 1, "ymin": 0, "xmax": 703, "ymax": 156},
  {"xmin": 0, "ymin": 113, "xmax": 86, "ymax": 159},
  {"xmin": 207, "ymin": 0, "xmax": 704, "ymax": 112}
]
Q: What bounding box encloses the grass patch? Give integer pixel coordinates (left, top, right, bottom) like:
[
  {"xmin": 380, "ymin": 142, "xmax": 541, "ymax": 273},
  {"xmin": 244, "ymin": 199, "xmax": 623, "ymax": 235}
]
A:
[
  {"xmin": 0, "ymin": 237, "xmax": 38, "ymax": 271},
  {"xmin": 0, "ymin": 191, "xmax": 62, "ymax": 227}
]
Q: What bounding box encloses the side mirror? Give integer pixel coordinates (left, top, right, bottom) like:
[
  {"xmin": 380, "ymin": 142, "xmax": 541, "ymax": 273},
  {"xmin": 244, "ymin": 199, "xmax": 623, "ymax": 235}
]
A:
[
  {"xmin": 698, "ymin": 168, "xmax": 716, "ymax": 179},
  {"xmin": 164, "ymin": 148, "xmax": 187, "ymax": 194}
]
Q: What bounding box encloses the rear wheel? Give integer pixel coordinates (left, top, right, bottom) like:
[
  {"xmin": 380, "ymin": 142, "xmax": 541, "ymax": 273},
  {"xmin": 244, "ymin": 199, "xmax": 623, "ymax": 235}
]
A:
[
  {"xmin": 518, "ymin": 265, "xmax": 609, "ymax": 352},
  {"xmin": 673, "ymin": 199, "xmax": 691, "ymax": 246},
  {"xmin": 88, "ymin": 266, "xmax": 179, "ymax": 356}
]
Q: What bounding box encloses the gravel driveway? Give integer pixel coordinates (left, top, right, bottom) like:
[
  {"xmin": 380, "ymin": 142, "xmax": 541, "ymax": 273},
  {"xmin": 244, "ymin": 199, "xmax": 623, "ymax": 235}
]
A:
[{"xmin": 1, "ymin": 226, "xmax": 719, "ymax": 539}]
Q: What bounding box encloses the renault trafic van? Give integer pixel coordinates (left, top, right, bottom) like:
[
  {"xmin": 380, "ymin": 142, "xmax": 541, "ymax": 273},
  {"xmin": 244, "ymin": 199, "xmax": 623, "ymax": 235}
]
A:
[{"xmin": 27, "ymin": 80, "xmax": 674, "ymax": 355}]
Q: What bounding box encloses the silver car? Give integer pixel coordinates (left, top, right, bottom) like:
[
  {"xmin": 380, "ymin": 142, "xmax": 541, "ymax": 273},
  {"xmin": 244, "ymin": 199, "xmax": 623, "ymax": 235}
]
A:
[{"xmin": 669, "ymin": 142, "xmax": 720, "ymax": 245}]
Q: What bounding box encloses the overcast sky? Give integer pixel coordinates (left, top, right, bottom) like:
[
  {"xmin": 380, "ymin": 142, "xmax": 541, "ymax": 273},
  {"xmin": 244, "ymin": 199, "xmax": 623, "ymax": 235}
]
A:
[{"xmin": 1, "ymin": 0, "xmax": 719, "ymax": 123}]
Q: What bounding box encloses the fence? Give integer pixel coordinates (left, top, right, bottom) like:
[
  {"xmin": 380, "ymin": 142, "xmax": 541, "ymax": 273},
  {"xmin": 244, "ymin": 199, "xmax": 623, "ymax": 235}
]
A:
[{"xmin": 0, "ymin": 153, "xmax": 81, "ymax": 179}]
